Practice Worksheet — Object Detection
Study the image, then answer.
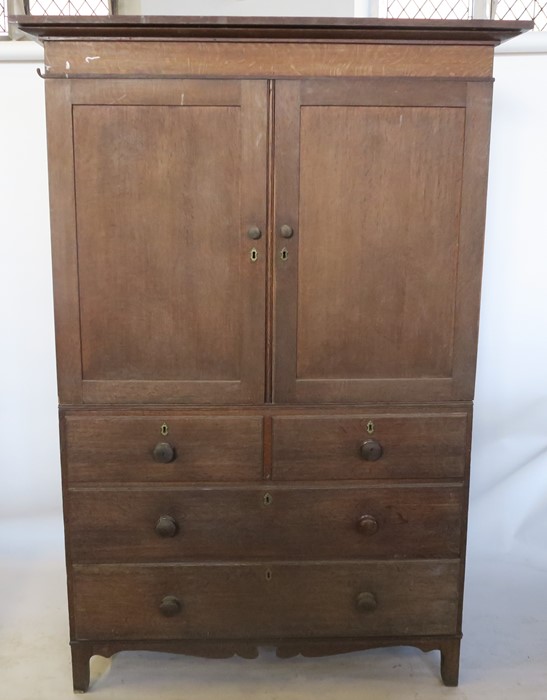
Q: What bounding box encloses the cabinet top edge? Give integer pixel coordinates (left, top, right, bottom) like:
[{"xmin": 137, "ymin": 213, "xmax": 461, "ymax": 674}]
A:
[{"xmin": 11, "ymin": 16, "xmax": 532, "ymax": 45}]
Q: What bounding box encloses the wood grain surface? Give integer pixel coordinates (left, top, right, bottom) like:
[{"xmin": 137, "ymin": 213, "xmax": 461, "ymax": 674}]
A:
[
  {"xmin": 64, "ymin": 415, "xmax": 264, "ymax": 483},
  {"xmin": 67, "ymin": 484, "xmax": 463, "ymax": 562},
  {"xmin": 72, "ymin": 560, "xmax": 460, "ymax": 639},
  {"xmin": 272, "ymin": 413, "xmax": 468, "ymax": 480},
  {"xmin": 44, "ymin": 41, "xmax": 494, "ymax": 79},
  {"xmin": 68, "ymin": 79, "xmax": 268, "ymax": 405}
]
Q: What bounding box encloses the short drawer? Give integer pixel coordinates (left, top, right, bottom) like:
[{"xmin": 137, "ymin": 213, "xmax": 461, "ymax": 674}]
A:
[
  {"xmin": 72, "ymin": 560, "xmax": 460, "ymax": 640},
  {"xmin": 67, "ymin": 484, "xmax": 462, "ymax": 563},
  {"xmin": 272, "ymin": 413, "xmax": 468, "ymax": 480},
  {"xmin": 63, "ymin": 415, "xmax": 263, "ymax": 483}
]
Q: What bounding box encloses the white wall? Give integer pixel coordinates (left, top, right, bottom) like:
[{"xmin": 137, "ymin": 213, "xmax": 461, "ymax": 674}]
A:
[
  {"xmin": 0, "ymin": 42, "xmax": 546, "ymax": 558},
  {"xmin": 469, "ymin": 51, "xmax": 547, "ymax": 563},
  {"xmin": 0, "ymin": 58, "xmax": 61, "ymax": 518},
  {"xmin": 138, "ymin": 0, "xmax": 356, "ymax": 16}
]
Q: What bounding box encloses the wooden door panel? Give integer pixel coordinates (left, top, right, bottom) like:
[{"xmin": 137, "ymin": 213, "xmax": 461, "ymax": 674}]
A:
[
  {"xmin": 75, "ymin": 104, "xmax": 242, "ymax": 382},
  {"xmin": 47, "ymin": 79, "xmax": 268, "ymax": 405},
  {"xmin": 297, "ymin": 105, "xmax": 463, "ymax": 380},
  {"xmin": 273, "ymin": 79, "xmax": 492, "ymax": 403}
]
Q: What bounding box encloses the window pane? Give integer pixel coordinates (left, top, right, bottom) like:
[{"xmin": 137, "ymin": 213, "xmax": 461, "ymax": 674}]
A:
[
  {"xmin": 494, "ymin": 0, "xmax": 547, "ymax": 30},
  {"xmin": 27, "ymin": 1, "xmax": 112, "ymax": 15},
  {"xmin": 387, "ymin": 0, "xmax": 471, "ymax": 20},
  {"xmin": 0, "ymin": 2, "xmax": 7, "ymax": 36}
]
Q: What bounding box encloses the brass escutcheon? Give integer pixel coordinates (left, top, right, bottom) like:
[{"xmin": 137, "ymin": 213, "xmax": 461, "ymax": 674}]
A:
[
  {"xmin": 263, "ymin": 493, "xmax": 273, "ymax": 506},
  {"xmin": 366, "ymin": 420, "xmax": 375, "ymax": 435},
  {"xmin": 160, "ymin": 423, "xmax": 169, "ymax": 436},
  {"xmin": 250, "ymin": 248, "xmax": 258, "ymax": 262}
]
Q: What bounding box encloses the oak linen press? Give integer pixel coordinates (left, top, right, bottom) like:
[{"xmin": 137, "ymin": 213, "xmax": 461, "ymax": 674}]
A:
[{"xmin": 15, "ymin": 14, "xmax": 529, "ymax": 691}]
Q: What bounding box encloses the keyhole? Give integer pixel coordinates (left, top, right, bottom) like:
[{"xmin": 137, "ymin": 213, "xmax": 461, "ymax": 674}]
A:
[
  {"xmin": 265, "ymin": 569, "xmax": 272, "ymax": 581},
  {"xmin": 250, "ymin": 248, "xmax": 258, "ymax": 262},
  {"xmin": 280, "ymin": 247, "xmax": 288, "ymax": 261},
  {"xmin": 366, "ymin": 421, "xmax": 375, "ymax": 435},
  {"xmin": 160, "ymin": 423, "xmax": 169, "ymax": 436},
  {"xmin": 263, "ymin": 493, "xmax": 273, "ymax": 506}
]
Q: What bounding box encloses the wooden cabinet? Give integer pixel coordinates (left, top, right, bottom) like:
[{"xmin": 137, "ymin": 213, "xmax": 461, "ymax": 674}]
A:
[{"xmin": 17, "ymin": 14, "xmax": 529, "ymax": 692}]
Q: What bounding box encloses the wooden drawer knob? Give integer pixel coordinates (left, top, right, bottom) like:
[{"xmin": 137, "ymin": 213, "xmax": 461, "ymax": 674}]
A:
[
  {"xmin": 359, "ymin": 439, "xmax": 383, "ymax": 462},
  {"xmin": 153, "ymin": 442, "xmax": 176, "ymax": 463},
  {"xmin": 155, "ymin": 515, "xmax": 178, "ymax": 538},
  {"xmin": 356, "ymin": 592, "xmax": 377, "ymax": 613},
  {"xmin": 159, "ymin": 595, "xmax": 182, "ymax": 617},
  {"xmin": 357, "ymin": 515, "xmax": 379, "ymax": 535}
]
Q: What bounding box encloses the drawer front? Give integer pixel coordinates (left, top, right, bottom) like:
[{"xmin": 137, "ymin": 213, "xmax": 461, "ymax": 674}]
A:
[
  {"xmin": 72, "ymin": 560, "xmax": 460, "ymax": 640},
  {"xmin": 64, "ymin": 416, "xmax": 263, "ymax": 483},
  {"xmin": 272, "ymin": 413, "xmax": 468, "ymax": 480},
  {"xmin": 68, "ymin": 485, "xmax": 462, "ymax": 563}
]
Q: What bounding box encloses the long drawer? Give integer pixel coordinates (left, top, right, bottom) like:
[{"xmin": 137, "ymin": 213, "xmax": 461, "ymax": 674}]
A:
[
  {"xmin": 72, "ymin": 560, "xmax": 460, "ymax": 640},
  {"xmin": 272, "ymin": 413, "xmax": 468, "ymax": 480},
  {"xmin": 67, "ymin": 484, "xmax": 463, "ymax": 562},
  {"xmin": 63, "ymin": 415, "xmax": 264, "ymax": 483}
]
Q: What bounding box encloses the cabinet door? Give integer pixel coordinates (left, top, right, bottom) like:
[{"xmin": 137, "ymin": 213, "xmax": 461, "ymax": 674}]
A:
[
  {"xmin": 273, "ymin": 79, "xmax": 492, "ymax": 403},
  {"xmin": 47, "ymin": 80, "xmax": 268, "ymax": 404}
]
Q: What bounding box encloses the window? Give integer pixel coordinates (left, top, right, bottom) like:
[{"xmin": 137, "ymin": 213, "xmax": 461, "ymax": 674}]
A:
[
  {"xmin": 25, "ymin": 1, "xmax": 113, "ymax": 15},
  {"xmin": 1, "ymin": 0, "xmax": 116, "ymax": 38},
  {"xmin": 386, "ymin": 0, "xmax": 471, "ymax": 20},
  {"xmin": 493, "ymin": 0, "xmax": 547, "ymax": 30},
  {"xmin": 385, "ymin": 0, "xmax": 546, "ymax": 29},
  {"xmin": 0, "ymin": 0, "xmax": 115, "ymax": 37},
  {"xmin": 1, "ymin": 3, "xmax": 7, "ymax": 37}
]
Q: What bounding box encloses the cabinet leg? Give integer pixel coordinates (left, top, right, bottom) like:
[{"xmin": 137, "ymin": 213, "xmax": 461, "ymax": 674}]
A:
[
  {"xmin": 71, "ymin": 643, "xmax": 91, "ymax": 693},
  {"xmin": 440, "ymin": 639, "xmax": 460, "ymax": 687}
]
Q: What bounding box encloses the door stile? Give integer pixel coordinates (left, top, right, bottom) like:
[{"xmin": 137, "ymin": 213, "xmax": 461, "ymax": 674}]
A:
[
  {"xmin": 237, "ymin": 80, "xmax": 269, "ymax": 404},
  {"xmin": 272, "ymin": 81, "xmax": 302, "ymax": 404}
]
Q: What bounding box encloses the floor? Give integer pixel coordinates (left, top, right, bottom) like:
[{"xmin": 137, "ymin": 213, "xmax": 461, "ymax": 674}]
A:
[{"xmin": 1, "ymin": 517, "xmax": 546, "ymax": 699}]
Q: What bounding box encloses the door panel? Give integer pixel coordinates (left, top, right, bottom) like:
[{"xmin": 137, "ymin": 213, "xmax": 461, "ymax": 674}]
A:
[
  {"xmin": 76, "ymin": 104, "xmax": 242, "ymax": 382},
  {"xmin": 273, "ymin": 79, "xmax": 492, "ymax": 403},
  {"xmin": 48, "ymin": 79, "xmax": 268, "ymax": 404},
  {"xmin": 297, "ymin": 104, "xmax": 463, "ymax": 381}
]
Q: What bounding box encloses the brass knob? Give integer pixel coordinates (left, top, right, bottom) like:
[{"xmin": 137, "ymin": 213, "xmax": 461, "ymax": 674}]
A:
[
  {"xmin": 153, "ymin": 442, "xmax": 176, "ymax": 463},
  {"xmin": 356, "ymin": 592, "xmax": 377, "ymax": 613},
  {"xmin": 159, "ymin": 595, "xmax": 181, "ymax": 617},
  {"xmin": 280, "ymin": 224, "xmax": 294, "ymax": 239},
  {"xmin": 359, "ymin": 439, "xmax": 383, "ymax": 462},
  {"xmin": 155, "ymin": 515, "xmax": 178, "ymax": 538},
  {"xmin": 247, "ymin": 226, "xmax": 262, "ymax": 240},
  {"xmin": 357, "ymin": 515, "xmax": 379, "ymax": 536}
]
